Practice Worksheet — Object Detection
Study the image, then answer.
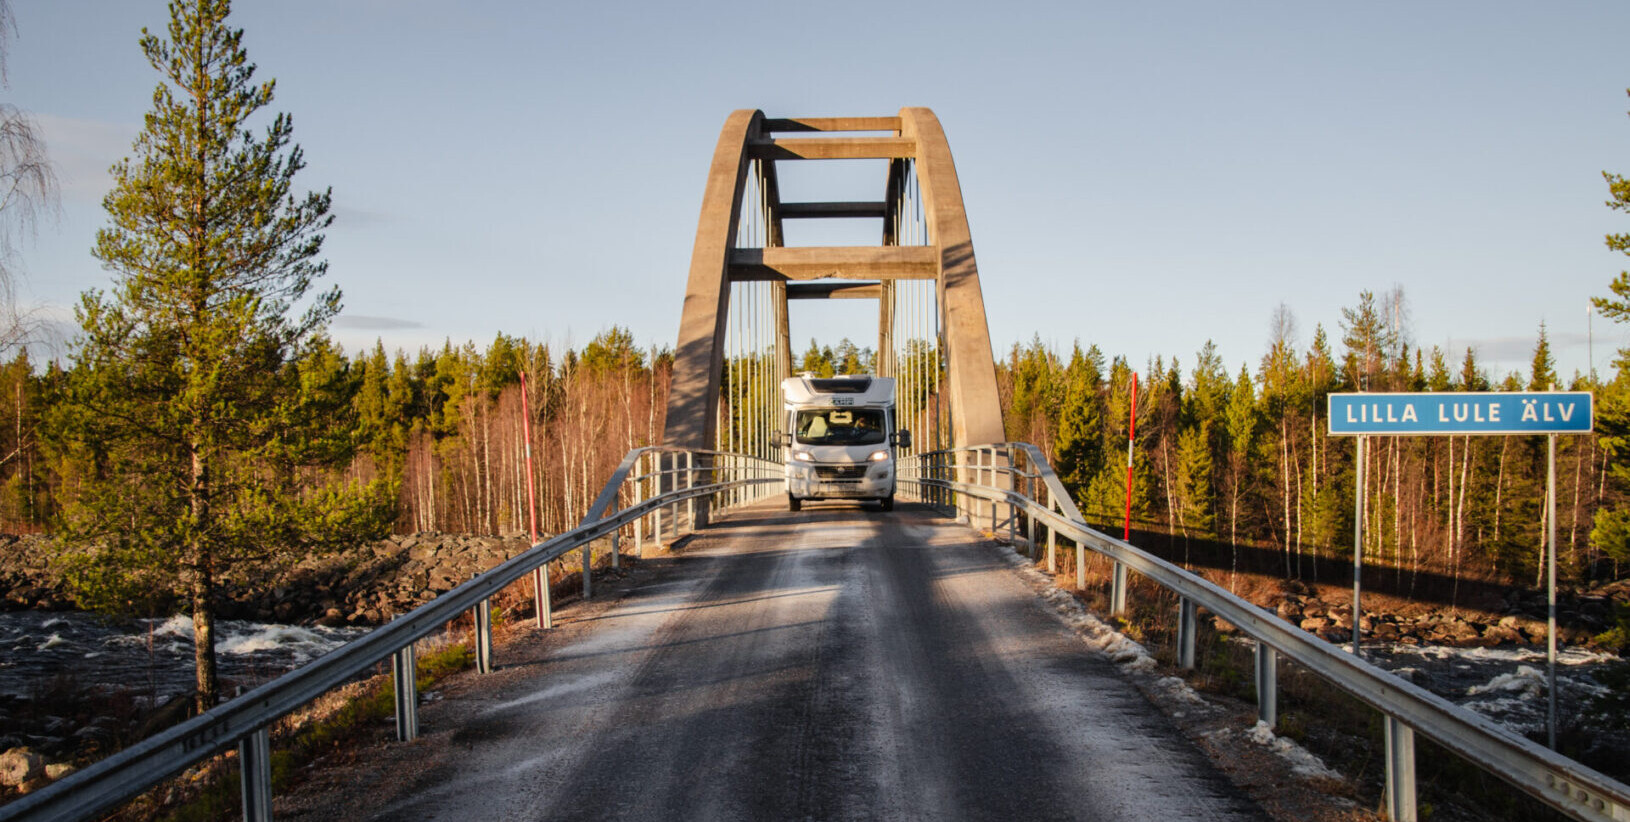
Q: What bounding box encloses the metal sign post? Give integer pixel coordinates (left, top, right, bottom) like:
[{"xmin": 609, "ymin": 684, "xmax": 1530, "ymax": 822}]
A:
[
  {"xmin": 1352, "ymin": 434, "xmax": 1366, "ymax": 656},
  {"xmin": 1547, "ymin": 432, "xmax": 1559, "ymax": 750},
  {"xmin": 1328, "ymin": 391, "xmax": 1592, "ymax": 746}
]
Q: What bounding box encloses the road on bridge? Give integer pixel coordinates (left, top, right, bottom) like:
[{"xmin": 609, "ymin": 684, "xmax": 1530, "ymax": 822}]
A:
[{"xmin": 283, "ymin": 502, "xmax": 1269, "ymax": 821}]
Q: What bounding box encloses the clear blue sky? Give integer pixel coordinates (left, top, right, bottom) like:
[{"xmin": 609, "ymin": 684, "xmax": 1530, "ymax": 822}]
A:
[{"xmin": 12, "ymin": 1, "xmax": 1630, "ymax": 384}]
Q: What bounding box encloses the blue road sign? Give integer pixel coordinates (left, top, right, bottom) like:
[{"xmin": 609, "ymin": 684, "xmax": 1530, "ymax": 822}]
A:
[{"xmin": 1327, "ymin": 392, "xmax": 1593, "ymax": 436}]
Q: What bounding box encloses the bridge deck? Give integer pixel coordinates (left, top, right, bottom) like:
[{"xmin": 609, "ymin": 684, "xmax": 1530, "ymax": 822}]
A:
[{"xmin": 284, "ymin": 503, "xmax": 1268, "ymax": 821}]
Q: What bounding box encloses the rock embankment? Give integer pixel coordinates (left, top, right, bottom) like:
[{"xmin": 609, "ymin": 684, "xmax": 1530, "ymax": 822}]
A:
[
  {"xmin": 220, "ymin": 532, "xmax": 537, "ymax": 626},
  {"xmin": 4, "ymin": 531, "xmax": 1626, "ymax": 642},
  {"xmin": 0, "ymin": 535, "xmax": 66, "ymax": 611},
  {"xmin": 1264, "ymin": 578, "xmax": 1630, "ymax": 647},
  {"xmin": 0, "ymin": 532, "xmax": 539, "ymax": 626}
]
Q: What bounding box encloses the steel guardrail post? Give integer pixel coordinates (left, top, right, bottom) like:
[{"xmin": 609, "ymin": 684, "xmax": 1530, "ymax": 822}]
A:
[
  {"xmin": 1075, "ymin": 517, "xmax": 1086, "ymax": 590},
  {"xmin": 987, "ymin": 449, "xmax": 998, "ymax": 534},
  {"xmin": 475, "ymin": 598, "xmax": 493, "ymax": 674},
  {"xmin": 653, "ymin": 453, "xmax": 665, "ymax": 545},
  {"xmin": 238, "ymin": 727, "xmax": 271, "ymax": 822},
  {"xmin": 1110, "ymin": 560, "xmax": 1128, "ymax": 616},
  {"xmin": 686, "ymin": 451, "xmax": 696, "ymax": 533},
  {"xmin": 1178, "ymin": 598, "xmax": 1197, "ymax": 670},
  {"xmin": 538, "ymin": 560, "xmax": 555, "ymax": 630},
  {"xmin": 634, "ymin": 454, "xmax": 645, "ymax": 557},
  {"xmin": 1255, "ymin": 642, "xmax": 1277, "ymax": 728},
  {"xmin": 392, "ymin": 643, "xmax": 418, "ymax": 742},
  {"xmin": 582, "ymin": 537, "xmax": 593, "ymax": 601},
  {"xmin": 1046, "ymin": 490, "xmax": 1058, "ymax": 574},
  {"xmin": 1026, "ymin": 499, "xmax": 1036, "ymax": 561},
  {"xmin": 1386, "ymin": 715, "xmax": 1418, "ymax": 822},
  {"xmin": 611, "ymin": 531, "xmax": 621, "ymax": 570}
]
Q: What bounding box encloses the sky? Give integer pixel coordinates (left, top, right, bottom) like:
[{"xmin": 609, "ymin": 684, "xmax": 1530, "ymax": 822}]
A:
[{"xmin": 10, "ymin": 0, "xmax": 1630, "ymax": 385}]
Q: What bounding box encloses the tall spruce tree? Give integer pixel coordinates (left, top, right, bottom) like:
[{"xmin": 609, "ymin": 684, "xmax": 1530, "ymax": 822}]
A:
[
  {"xmin": 55, "ymin": 0, "xmax": 367, "ymax": 711},
  {"xmin": 1591, "ymin": 94, "xmax": 1630, "ymax": 571},
  {"xmin": 1527, "ymin": 323, "xmax": 1558, "ymax": 391}
]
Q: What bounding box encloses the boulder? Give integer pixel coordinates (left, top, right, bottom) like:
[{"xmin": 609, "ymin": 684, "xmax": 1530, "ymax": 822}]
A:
[{"xmin": 0, "ymin": 747, "xmax": 44, "ymax": 787}]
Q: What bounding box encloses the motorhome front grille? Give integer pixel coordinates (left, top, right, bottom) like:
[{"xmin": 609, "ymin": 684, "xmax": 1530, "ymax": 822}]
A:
[{"xmin": 815, "ymin": 465, "xmax": 868, "ymax": 481}]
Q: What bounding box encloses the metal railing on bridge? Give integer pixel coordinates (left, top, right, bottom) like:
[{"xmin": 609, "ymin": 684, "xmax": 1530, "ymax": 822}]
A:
[
  {"xmin": 0, "ymin": 447, "xmax": 780, "ymax": 822},
  {"xmin": 899, "ymin": 443, "xmax": 1630, "ymax": 822}
]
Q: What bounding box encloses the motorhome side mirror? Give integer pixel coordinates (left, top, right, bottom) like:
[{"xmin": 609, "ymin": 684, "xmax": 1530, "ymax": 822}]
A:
[
  {"xmin": 894, "ymin": 430, "xmax": 912, "ymax": 449},
  {"xmin": 772, "ymin": 430, "xmax": 787, "ymax": 448}
]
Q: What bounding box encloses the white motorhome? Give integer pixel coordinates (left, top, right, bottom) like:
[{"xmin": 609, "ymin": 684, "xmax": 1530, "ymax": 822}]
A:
[{"xmin": 778, "ymin": 375, "xmax": 910, "ymax": 512}]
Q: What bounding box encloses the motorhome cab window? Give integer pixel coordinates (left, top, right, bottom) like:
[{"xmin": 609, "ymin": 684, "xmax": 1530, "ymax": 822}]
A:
[{"xmin": 795, "ymin": 409, "xmax": 887, "ymax": 446}]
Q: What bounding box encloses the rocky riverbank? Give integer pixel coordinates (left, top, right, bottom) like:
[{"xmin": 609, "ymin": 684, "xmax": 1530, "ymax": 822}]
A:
[
  {"xmin": 1261, "ymin": 577, "xmax": 1630, "ymax": 648},
  {"xmin": 4, "ymin": 531, "xmax": 1627, "ymax": 646},
  {"xmin": 0, "ymin": 532, "xmax": 540, "ymax": 626}
]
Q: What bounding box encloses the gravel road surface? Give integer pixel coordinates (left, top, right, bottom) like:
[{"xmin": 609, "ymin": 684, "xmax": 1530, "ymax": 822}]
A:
[{"xmin": 289, "ymin": 502, "xmax": 1268, "ymax": 821}]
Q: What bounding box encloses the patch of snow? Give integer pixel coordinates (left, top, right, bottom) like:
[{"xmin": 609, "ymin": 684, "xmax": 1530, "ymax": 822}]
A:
[
  {"xmin": 1245, "ymin": 720, "xmax": 1343, "ymax": 781},
  {"xmin": 1153, "ymin": 676, "xmax": 1206, "ymax": 705}
]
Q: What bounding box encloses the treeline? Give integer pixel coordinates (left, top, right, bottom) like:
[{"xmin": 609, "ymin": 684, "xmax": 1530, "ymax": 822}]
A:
[
  {"xmin": 7, "ymin": 289, "xmax": 1630, "ymax": 592},
  {"xmin": 999, "ymin": 290, "xmax": 1627, "ymax": 591},
  {"xmin": 5, "ymin": 327, "xmax": 671, "ymax": 538}
]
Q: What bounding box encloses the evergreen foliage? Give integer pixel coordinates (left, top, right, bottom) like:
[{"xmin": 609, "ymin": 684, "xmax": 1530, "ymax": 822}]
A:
[{"xmin": 48, "ymin": 0, "xmax": 391, "ymax": 711}]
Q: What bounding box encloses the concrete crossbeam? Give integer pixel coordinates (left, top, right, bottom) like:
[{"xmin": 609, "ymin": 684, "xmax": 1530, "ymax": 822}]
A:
[
  {"xmin": 728, "ymin": 246, "xmax": 938, "ymax": 281},
  {"xmin": 779, "ymin": 201, "xmax": 888, "ymax": 219},
  {"xmin": 786, "ymin": 282, "xmax": 882, "ymax": 299},
  {"xmin": 763, "ymin": 117, "xmax": 902, "ymax": 133},
  {"xmin": 748, "ymin": 137, "xmax": 915, "ymax": 160}
]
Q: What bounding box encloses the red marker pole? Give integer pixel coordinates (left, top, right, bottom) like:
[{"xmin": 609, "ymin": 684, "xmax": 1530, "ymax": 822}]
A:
[
  {"xmin": 1123, "ymin": 372, "xmax": 1139, "ymax": 541},
  {"xmin": 520, "ymin": 370, "xmax": 550, "ymax": 629}
]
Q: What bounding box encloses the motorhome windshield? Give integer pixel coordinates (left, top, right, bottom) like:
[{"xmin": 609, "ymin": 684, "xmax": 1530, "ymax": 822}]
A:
[{"xmin": 795, "ymin": 408, "xmax": 887, "ymax": 446}]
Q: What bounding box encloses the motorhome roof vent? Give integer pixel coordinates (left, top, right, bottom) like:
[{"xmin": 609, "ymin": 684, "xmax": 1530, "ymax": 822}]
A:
[{"xmin": 808, "ymin": 377, "xmax": 872, "ymax": 394}]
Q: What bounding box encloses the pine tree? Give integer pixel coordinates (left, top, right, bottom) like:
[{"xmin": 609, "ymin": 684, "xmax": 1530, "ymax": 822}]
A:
[
  {"xmin": 798, "ymin": 339, "xmax": 835, "ymax": 377},
  {"xmin": 1427, "ymin": 346, "xmax": 1452, "ymax": 392},
  {"xmin": 1174, "ymin": 422, "xmax": 1216, "ymax": 536},
  {"xmin": 1458, "ymin": 348, "xmax": 1489, "ymax": 391},
  {"xmin": 52, "ymin": 0, "xmax": 384, "ymax": 711},
  {"xmin": 1225, "ymin": 362, "xmax": 1257, "ymax": 551},
  {"xmin": 1529, "ymin": 322, "xmax": 1558, "ymax": 391},
  {"xmin": 1591, "ymin": 97, "xmax": 1630, "ymax": 570},
  {"xmin": 1340, "ymin": 290, "xmax": 1392, "ymax": 390},
  {"xmin": 1594, "ymin": 90, "xmax": 1630, "ymax": 326},
  {"xmin": 1051, "ymin": 342, "xmax": 1103, "ymax": 493}
]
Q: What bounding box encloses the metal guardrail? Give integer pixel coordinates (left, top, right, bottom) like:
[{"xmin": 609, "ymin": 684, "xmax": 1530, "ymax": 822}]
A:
[
  {"xmin": 900, "ymin": 443, "xmax": 1630, "ymax": 822},
  {"xmin": 0, "ymin": 446, "xmax": 780, "ymax": 822}
]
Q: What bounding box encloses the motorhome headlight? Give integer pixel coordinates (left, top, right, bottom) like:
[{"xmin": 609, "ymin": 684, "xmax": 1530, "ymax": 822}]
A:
[
  {"xmin": 793, "ymin": 451, "xmax": 814, "ymax": 462},
  {"xmin": 867, "ymin": 450, "xmax": 890, "ymax": 462}
]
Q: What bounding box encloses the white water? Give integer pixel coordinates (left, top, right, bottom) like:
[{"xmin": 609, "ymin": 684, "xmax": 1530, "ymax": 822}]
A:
[
  {"xmin": 1368, "ymin": 642, "xmax": 1623, "ymax": 736},
  {"xmin": 0, "ymin": 611, "xmax": 366, "ymax": 699}
]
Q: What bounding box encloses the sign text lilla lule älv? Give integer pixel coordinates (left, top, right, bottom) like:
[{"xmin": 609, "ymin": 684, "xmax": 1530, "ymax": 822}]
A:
[{"xmin": 1326, "ymin": 392, "xmax": 1593, "ymax": 436}]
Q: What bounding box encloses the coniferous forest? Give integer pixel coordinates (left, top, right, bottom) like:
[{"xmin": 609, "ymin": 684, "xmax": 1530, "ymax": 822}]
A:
[{"xmin": 5, "ymin": 286, "xmax": 1628, "ymax": 600}]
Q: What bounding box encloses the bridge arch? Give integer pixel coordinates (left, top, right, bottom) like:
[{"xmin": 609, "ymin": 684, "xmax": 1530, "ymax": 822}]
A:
[{"xmin": 663, "ymin": 108, "xmax": 1005, "ymax": 462}]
